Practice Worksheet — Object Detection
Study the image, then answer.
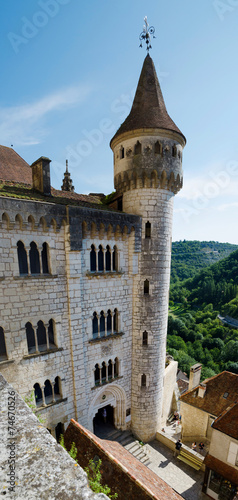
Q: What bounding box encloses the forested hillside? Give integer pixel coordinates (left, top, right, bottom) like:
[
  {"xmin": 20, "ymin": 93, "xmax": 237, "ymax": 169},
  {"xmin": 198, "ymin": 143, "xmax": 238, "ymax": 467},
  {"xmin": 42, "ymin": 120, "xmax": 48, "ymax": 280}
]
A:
[
  {"xmin": 171, "ymin": 240, "xmax": 238, "ymax": 282},
  {"xmin": 168, "ymin": 245, "xmax": 238, "ymax": 379}
]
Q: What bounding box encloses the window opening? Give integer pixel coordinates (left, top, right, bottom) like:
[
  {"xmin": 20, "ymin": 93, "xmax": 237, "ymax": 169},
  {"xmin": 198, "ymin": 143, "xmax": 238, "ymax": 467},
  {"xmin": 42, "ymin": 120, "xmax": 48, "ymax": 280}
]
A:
[
  {"xmin": 17, "ymin": 241, "xmax": 28, "ymax": 275},
  {"xmin": 0, "ymin": 327, "xmax": 7, "ymax": 361},
  {"xmin": 114, "ymin": 357, "xmax": 119, "ymax": 377},
  {"xmin": 107, "ymin": 310, "xmax": 112, "ymax": 335},
  {"xmin": 92, "ymin": 312, "xmax": 98, "ymax": 338},
  {"xmin": 26, "ymin": 322, "xmax": 36, "ymax": 354},
  {"xmin": 143, "ymin": 331, "xmax": 148, "ymax": 346},
  {"xmin": 34, "ymin": 383, "xmax": 43, "ymax": 407},
  {"xmin": 141, "ymin": 374, "xmax": 146, "ymax": 387},
  {"xmin": 44, "ymin": 379, "xmax": 53, "ymax": 404},
  {"xmin": 29, "ymin": 242, "xmax": 40, "ymax": 274},
  {"xmin": 102, "ymin": 362, "xmax": 106, "ymax": 382},
  {"xmin": 95, "ymin": 364, "xmax": 100, "ymax": 385},
  {"xmin": 48, "ymin": 319, "xmax": 55, "ymax": 348},
  {"xmin": 90, "ymin": 244, "xmax": 96, "ymax": 272},
  {"xmin": 113, "ymin": 309, "xmax": 118, "ymax": 333},
  {"xmin": 100, "ymin": 311, "xmax": 105, "ymax": 337},
  {"xmin": 135, "ymin": 141, "xmax": 141, "ymax": 155},
  {"xmin": 41, "ymin": 242, "xmax": 49, "ymax": 274},
  {"xmin": 155, "ymin": 141, "xmax": 162, "ymax": 155},
  {"xmin": 37, "ymin": 321, "xmax": 47, "ymax": 351},
  {"xmin": 145, "ymin": 221, "xmax": 151, "ymax": 239},
  {"xmin": 105, "ymin": 245, "xmax": 111, "ymax": 271},
  {"xmin": 108, "ymin": 359, "xmax": 112, "ymax": 379},
  {"xmin": 120, "ymin": 146, "xmax": 124, "ymax": 159},
  {"xmin": 144, "ymin": 279, "xmax": 149, "ymax": 294},
  {"xmin": 113, "ymin": 246, "xmax": 118, "ymax": 271},
  {"xmin": 98, "ymin": 245, "xmax": 104, "ymax": 271},
  {"xmin": 54, "ymin": 376, "xmax": 61, "ymax": 400}
]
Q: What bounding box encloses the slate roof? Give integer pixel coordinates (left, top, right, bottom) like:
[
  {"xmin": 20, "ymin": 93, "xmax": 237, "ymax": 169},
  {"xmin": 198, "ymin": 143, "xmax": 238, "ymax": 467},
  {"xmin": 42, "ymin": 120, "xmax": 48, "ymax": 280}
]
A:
[
  {"xmin": 212, "ymin": 401, "xmax": 238, "ymax": 440},
  {"xmin": 204, "ymin": 454, "xmax": 238, "ymax": 484},
  {"xmin": 110, "ymin": 54, "xmax": 186, "ymax": 146},
  {"xmin": 180, "ymin": 371, "xmax": 238, "ymax": 416},
  {"xmin": 0, "ymin": 145, "xmax": 32, "ymax": 185}
]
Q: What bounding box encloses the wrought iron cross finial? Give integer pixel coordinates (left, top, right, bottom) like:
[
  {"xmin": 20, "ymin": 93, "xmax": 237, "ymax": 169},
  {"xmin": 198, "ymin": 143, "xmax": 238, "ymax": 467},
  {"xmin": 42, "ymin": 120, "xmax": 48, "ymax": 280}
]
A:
[{"xmin": 139, "ymin": 16, "xmax": 156, "ymax": 53}]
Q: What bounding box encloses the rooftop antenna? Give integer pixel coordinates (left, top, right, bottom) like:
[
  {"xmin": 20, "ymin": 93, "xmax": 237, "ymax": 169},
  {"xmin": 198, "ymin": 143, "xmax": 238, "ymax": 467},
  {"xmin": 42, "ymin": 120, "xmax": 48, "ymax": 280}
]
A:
[{"xmin": 139, "ymin": 16, "xmax": 156, "ymax": 53}]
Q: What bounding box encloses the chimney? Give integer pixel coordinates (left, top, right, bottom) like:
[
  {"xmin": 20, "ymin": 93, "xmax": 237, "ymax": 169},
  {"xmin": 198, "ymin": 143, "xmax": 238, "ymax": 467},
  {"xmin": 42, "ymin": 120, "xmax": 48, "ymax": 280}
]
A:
[
  {"xmin": 198, "ymin": 383, "xmax": 206, "ymax": 398},
  {"xmin": 31, "ymin": 157, "xmax": 51, "ymax": 195},
  {"xmin": 189, "ymin": 363, "xmax": 202, "ymax": 390}
]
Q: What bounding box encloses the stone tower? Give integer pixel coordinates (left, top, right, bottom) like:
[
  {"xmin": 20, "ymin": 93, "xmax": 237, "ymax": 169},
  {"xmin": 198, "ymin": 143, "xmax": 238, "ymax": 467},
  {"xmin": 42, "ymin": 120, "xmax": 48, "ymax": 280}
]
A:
[{"xmin": 110, "ymin": 54, "xmax": 186, "ymax": 442}]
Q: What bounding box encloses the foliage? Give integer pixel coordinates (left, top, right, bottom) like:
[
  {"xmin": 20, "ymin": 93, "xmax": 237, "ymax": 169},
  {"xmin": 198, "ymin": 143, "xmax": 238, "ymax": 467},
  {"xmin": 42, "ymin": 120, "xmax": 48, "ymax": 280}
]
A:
[
  {"xmin": 85, "ymin": 459, "xmax": 118, "ymax": 499},
  {"xmin": 59, "ymin": 435, "xmax": 77, "ymax": 461},
  {"xmin": 168, "ymin": 244, "xmax": 238, "ymax": 378},
  {"xmin": 24, "ymin": 390, "xmax": 45, "ymax": 424}
]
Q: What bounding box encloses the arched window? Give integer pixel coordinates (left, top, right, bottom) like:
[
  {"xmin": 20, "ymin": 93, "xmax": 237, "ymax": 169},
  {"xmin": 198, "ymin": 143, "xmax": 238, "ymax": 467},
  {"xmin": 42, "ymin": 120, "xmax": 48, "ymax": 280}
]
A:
[
  {"xmin": 144, "ymin": 279, "xmax": 149, "ymax": 295},
  {"xmin": 92, "ymin": 312, "xmax": 98, "ymax": 338},
  {"xmin": 172, "ymin": 145, "xmax": 177, "ymax": 157},
  {"xmin": 26, "ymin": 322, "xmax": 36, "ymax": 354},
  {"xmin": 107, "ymin": 310, "xmax": 112, "ymax": 335},
  {"xmin": 113, "ymin": 309, "xmax": 118, "ymax": 333},
  {"xmin": 29, "ymin": 242, "xmax": 40, "ymax": 274},
  {"xmin": 44, "ymin": 379, "xmax": 53, "ymax": 404},
  {"xmin": 17, "ymin": 241, "xmax": 28, "ymax": 275},
  {"xmin": 48, "ymin": 319, "xmax": 56, "ymax": 348},
  {"xmin": 37, "ymin": 321, "xmax": 47, "ymax": 351},
  {"xmin": 90, "ymin": 245, "xmax": 96, "ymax": 272},
  {"xmin": 100, "ymin": 311, "xmax": 105, "ymax": 337},
  {"xmin": 145, "ymin": 221, "xmax": 151, "ymax": 239},
  {"xmin": 114, "ymin": 357, "xmax": 119, "ymax": 377},
  {"xmin": 95, "ymin": 364, "xmax": 100, "ymax": 385},
  {"xmin": 0, "ymin": 327, "xmax": 7, "ymax": 361},
  {"xmin": 54, "ymin": 377, "xmax": 62, "ymax": 400},
  {"xmin": 120, "ymin": 146, "xmax": 124, "ymax": 159},
  {"xmin": 102, "ymin": 361, "xmax": 106, "ymax": 382},
  {"xmin": 143, "ymin": 331, "xmax": 148, "ymax": 346},
  {"xmin": 141, "ymin": 374, "xmax": 146, "ymax": 387},
  {"xmin": 41, "ymin": 242, "xmax": 49, "ymax": 274},
  {"xmin": 112, "ymin": 246, "xmax": 118, "ymax": 271},
  {"xmin": 34, "ymin": 383, "xmax": 43, "ymax": 407},
  {"xmin": 98, "ymin": 245, "xmax": 104, "ymax": 271},
  {"xmin": 108, "ymin": 359, "xmax": 112, "ymax": 379},
  {"xmin": 155, "ymin": 141, "xmax": 162, "ymax": 155},
  {"xmin": 134, "ymin": 141, "xmax": 141, "ymax": 155},
  {"xmin": 105, "ymin": 245, "xmax": 111, "ymax": 271}
]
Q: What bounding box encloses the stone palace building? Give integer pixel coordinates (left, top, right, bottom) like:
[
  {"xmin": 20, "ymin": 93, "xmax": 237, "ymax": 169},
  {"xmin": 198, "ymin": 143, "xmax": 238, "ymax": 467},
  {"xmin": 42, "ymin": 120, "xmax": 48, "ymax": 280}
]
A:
[{"xmin": 0, "ymin": 54, "xmax": 186, "ymax": 442}]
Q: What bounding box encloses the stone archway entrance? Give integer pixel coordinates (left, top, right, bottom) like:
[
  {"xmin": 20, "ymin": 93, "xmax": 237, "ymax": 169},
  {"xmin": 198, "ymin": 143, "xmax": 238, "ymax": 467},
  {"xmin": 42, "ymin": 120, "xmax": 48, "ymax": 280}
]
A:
[
  {"xmin": 88, "ymin": 384, "xmax": 126, "ymax": 434},
  {"xmin": 93, "ymin": 404, "xmax": 114, "ymax": 438}
]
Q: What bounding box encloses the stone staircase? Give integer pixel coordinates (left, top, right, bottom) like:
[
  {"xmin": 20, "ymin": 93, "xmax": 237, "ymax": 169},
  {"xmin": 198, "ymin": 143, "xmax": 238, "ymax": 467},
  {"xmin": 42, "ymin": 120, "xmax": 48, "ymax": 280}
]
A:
[{"xmin": 103, "ymin": 429, "xmax": 151, "ymax": 467}]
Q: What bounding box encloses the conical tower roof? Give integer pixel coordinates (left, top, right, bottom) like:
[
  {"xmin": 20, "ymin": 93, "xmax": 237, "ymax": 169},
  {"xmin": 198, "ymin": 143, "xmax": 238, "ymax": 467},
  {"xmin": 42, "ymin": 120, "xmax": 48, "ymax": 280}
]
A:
[{"xmin": 110, "ymin": 54, "xmax": 186, "ymax": 146}]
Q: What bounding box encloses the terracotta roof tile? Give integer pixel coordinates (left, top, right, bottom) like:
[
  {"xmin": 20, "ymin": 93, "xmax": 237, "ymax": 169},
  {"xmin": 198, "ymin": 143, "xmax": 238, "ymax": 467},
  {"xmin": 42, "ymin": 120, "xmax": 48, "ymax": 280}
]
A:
[
  {"xmin": 204, "ymin": 454, "xmax": 238, "ymax": 484},
  {"xmin": 213, "ymin": 401, "xmax": 238, "ymax": 439},
  {"xmin": 180, "ymin": 371, "xmax": 238, "ymax": 416},
  {"xmin": 0, "ymin": 145, "xmax": 32, "ymax": 185},
  {"xmin": 110, "ymin": 55, "xmax": 186, "ymax": 146}
]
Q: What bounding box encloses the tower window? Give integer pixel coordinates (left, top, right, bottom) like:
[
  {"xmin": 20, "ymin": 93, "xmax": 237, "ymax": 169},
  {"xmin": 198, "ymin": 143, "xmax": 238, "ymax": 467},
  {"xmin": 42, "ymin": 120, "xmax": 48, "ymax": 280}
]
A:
[
  {"xmin": 172, "ymin": 145, "xmax": 177, "ymax": 157},
  {"xmin": 145, "ymin": 221, "xmax": 151, "ymax": 239},
  {"xmin": 155, "ymin": 141, "xmax": 162, "ymax": 155},
  {"xmin": 144, "ymin": 279, "xmax": 149, "ymax": 295},
  {"xmin": 92, "ymin": 312, "xmax": 98, "ymax": 338},
  {"xmin": 90, "ymin": 245, "xmax": 96, "ymax": 272},
  {"xmin": 17, "ymin": 241, "xmax": 28, "ymax": 275},
  {"xmin": 120, "ymin": 146, "xmax": 124, "ymax": 159},
  {"xmin": 37, "ymin": 321, "xmax": 47, "ymax": 351},
  {"xmin": 100, "ymin": 311, "xmax": 105, "ymax": 337},
  {"xmin": 141, "ymin": 374, "xmax": 146, "ymax": 387},
  {"xmin": 0, "ymin": 327, "xmax": 7, "ymax": 361},
  {"xmin": 142, "ymin": 331, "xmax": 148, "ymax": 346},
  {"xmin": 113, "ymin": 245, "xmax": 118, "ymax": 271},
  {"xmin": 134, "ymin": 141, "xmax": 141, "ymax": 155}
]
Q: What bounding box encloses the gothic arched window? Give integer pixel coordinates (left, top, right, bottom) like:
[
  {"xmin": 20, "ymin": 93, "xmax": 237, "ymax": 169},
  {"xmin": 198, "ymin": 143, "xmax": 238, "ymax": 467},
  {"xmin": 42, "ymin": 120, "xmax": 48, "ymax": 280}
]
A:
[
  {"xmin": 48, "ymin": 319, "xmax": 56, "ymax": 348},
  {"xmin": 113, "ymin": 246, "xmax": 118, "ymax": 271},
  {"xmin": 26, "ymin": 322, "xmax": 36, "ymax": 354},
  {"xmin": 92, "ymin": 312, "xmax": 98, "ymax": 338},
  {"xmin": 54, "ymin": 376, "xmax": 62, "ymax": 400},
  {"xmin": 98, "ymin": 245, "xmax": 104, "ymax": 271},
  {"xmin": 29, "ymin": 242, "xmax": 40, "ymax": 274},
  {"xmin": 114, "ymin": 357, "xmax": 119, "ymax": 377},
  {"xmin": 37, "ymin": 321, "xmax": 47, "ymax": 350},
  {"xmin": 102, "ymin": 361, "xmax": 106, "ymax": 382},
  {"xmin": 105, "ymin": 245, "xmax": 111, "ymax": 271},
  {"xmin": 100, "ymin": 311, "xmax": 105, "ymax": 337},
  {"xmin": 41, "ymin": 242, "xmax": 49, "ymax": 274},
  {"xmin": 108, "ymin": 359, "xmax": 112, "ymax": 379},
  {"xmin": 113, "ymin": 309, "xmax": 118, "ymax": 333},
  {"xmin": 34, "ymin": 383, "xmax": 43, "ymax": 407},
  {"xmin": 135, "ymin": 141, "xmax": 141, "ymax": 155},
  {"xmin": 107, "ymin": 310, "xmax": 112, "ymax": 335},
  {"xmin": 90, "ymin": 244, "xmax": 96, "ymax": 272},
  {"xmin": 155, "ymin": 141, "xmax": 162, "ymax": 155},
  {"xmin": 44, "ymin": 379, "xmax": 53, "ymax": 404},
  {"xmin": 95, "ymin": 364, "xmax": 100, "ymax": 385},
  {"xmin": 17, "ymin": 241, "xmax": 28, "ymax": 275}
]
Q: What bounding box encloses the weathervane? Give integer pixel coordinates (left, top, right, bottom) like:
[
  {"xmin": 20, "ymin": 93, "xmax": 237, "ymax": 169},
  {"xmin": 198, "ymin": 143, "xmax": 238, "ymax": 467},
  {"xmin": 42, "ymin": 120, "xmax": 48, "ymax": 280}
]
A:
[{"xmin": 139, "ymin": 16, "xmax": 156, "ymax": 53}]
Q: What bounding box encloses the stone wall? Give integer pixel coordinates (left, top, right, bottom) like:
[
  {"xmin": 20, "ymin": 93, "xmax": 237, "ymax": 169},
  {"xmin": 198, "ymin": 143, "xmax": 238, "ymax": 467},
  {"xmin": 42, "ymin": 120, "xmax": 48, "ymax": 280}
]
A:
[
  {"xmin": 180, "ymin": 402, "xmax": 210, "ymax": 439},
  {"xmin": 161, "ymin": 360, "xmax": 178, "ymax": 427}
]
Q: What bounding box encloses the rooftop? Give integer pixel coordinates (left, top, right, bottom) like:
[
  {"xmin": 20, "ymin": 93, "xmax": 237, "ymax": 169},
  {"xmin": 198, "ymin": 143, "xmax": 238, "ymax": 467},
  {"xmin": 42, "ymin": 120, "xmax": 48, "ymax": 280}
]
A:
[
  {"xmin": 180, "ymin": 371, "xmax": 238, "ymax": 417},
  {"xmin": 212, "ymin": 400, "xmax": 238, "ymax": 440}
]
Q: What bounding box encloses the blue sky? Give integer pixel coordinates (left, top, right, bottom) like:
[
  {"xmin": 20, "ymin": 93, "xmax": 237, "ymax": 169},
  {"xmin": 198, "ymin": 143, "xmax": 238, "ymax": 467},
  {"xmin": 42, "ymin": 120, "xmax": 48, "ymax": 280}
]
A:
[{"xmin": 1, "ymin": 0, "xmax": 238, "ymax": 243}]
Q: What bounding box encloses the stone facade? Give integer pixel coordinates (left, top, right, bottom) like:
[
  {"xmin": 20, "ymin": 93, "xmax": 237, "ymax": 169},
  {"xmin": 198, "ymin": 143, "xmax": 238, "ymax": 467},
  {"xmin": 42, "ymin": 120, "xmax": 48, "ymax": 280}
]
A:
[{"xmin": 0, "ymin": 53, "xmax": 186, "ymax": 442}]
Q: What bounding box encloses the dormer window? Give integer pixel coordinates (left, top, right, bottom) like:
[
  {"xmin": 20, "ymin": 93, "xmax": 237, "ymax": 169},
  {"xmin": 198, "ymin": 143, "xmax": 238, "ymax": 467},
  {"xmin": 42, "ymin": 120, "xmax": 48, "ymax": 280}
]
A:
[{"xmin": 223, "ymin": 392, "xmax": 229, "ymax": 399}]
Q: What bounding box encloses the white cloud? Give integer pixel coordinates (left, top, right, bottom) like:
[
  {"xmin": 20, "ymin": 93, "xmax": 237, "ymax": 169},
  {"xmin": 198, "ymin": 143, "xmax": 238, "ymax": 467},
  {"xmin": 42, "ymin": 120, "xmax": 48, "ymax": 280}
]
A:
[
  {"xmin": 178, "ymin": 162, "xmax": 238, "ymax": 200},
  {"xmin": 217, "ymin": 202, "xmax": 238, "ymax": 211},
  {"xmin": 0, "ymin": 85, "xmax": 91, "ymax": 146}
]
